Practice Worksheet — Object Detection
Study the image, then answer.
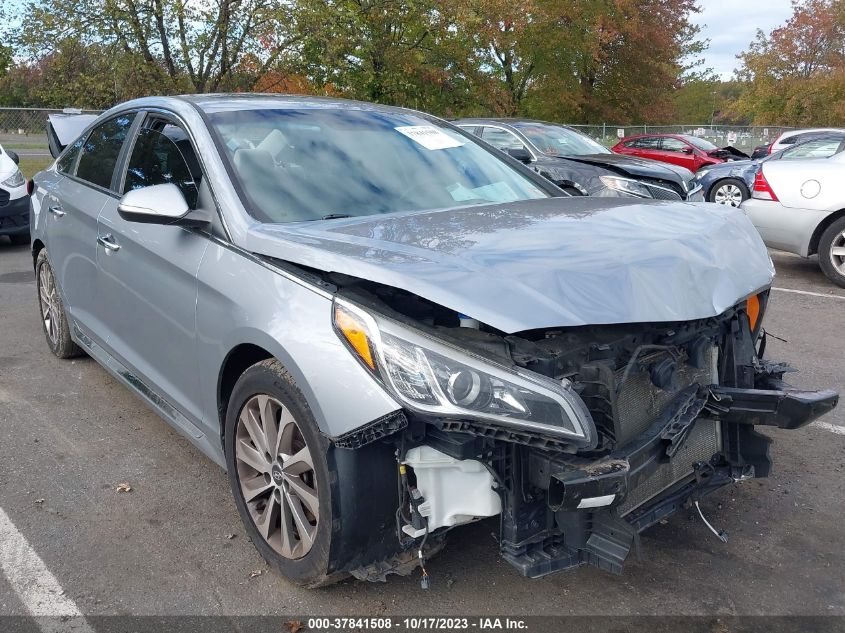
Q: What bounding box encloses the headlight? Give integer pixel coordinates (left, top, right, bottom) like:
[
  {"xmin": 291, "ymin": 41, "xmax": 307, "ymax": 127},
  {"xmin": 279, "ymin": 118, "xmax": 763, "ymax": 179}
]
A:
[
  {"xmin": 1, "ymin": 169, "xmax": 24, "ymax": 188},
  {"xmin": 599, "ymin": 175, "xmax": 652, "ymax": 198},
  {"xmin": 333, "ymin": 299, "xmax": 596, "ymax": 447}
]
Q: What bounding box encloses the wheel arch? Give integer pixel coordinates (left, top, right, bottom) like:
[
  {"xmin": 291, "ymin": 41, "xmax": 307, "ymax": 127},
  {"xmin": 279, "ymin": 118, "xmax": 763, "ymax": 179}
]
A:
[
  {"xmin": 808, "ymin": 208, "xmax": 845, "ymax": 256},
  {"xmin": 32, "ymin": 239, "xmax": 45, "ymax": 269},
  {"xmin": 216, "ymin": 343, "xmax": 275, "ymax": 448}
]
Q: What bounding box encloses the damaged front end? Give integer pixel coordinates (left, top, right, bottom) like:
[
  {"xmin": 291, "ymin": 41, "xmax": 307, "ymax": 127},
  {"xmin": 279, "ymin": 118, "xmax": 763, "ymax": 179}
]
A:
[{"xmin": 328, "ymin": 282, "xmax": 837, "ymax": 579}]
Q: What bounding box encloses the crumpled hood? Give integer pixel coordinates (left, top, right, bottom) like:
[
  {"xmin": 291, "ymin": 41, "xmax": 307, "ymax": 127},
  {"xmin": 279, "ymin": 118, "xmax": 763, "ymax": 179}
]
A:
[
  {"xmin": 245, "ymin": 197, "xmax": 774, "ymax": 333},
  {"xmin": 566, "ymin": 153, "xmax": 694, "ymax": 184}
]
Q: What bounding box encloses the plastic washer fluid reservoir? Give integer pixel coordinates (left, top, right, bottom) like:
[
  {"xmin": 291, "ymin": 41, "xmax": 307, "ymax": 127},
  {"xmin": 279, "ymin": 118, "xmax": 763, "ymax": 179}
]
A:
[{"xmin": 401, "ymin": 445, "xmax": 501, "ymax": 538}]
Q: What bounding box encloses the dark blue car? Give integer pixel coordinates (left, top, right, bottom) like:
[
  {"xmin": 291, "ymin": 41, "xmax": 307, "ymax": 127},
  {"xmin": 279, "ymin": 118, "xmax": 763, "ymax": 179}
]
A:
[{"xmin": 695, "ymin": 134, "xmax": 845, "ymax": 207}]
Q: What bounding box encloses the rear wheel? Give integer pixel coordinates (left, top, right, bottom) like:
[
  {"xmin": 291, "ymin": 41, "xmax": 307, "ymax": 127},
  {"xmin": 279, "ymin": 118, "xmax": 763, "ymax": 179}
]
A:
[
  {"xmin": 708, "ymin": 178, "xmax": 748, "ymax": 207},
  {"xmin": 35, "ymin": 249, "xmax": 82, "ymax": 358},
  {"xmin": 818, "ymin": 216, "xmax": 845, "ymax": 288}
]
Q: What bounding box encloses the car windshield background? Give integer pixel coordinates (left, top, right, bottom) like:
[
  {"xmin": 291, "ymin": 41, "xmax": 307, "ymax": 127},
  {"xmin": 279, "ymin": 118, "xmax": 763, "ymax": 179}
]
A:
[
  {"xmin": 512, "ymin": 123, "xmax": 610, "ymax": 156},
  {"xmin": 208, "ymin": 109, "xmax": 549, "ymax": 223},
  {"xmin": 780, "ymin": 138, "xmax": 845, "ymax": 159},
  {"xmin": 76, "ymin": 114, "xmax": 135, "ymax": 190},
  {"xmin": 683, "ymin": 135, "xmax": 718, "ymax": 151}
]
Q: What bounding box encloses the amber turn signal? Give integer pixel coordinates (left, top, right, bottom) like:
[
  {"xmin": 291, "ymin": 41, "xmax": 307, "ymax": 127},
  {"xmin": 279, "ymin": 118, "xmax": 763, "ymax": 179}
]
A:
[
  {"xmin": 747, "ymin": 294, "xmax": 761, "ymax": 331},
  {"xmin": 334, "ymin": 303, "xmax": 376, "ymax": 370}
]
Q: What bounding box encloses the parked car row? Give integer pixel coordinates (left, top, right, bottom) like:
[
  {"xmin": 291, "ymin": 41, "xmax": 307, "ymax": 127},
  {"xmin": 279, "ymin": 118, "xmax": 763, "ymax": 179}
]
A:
[{"xmin": 22, "ymin": 94, "xmax": 837, "ymax": 588}]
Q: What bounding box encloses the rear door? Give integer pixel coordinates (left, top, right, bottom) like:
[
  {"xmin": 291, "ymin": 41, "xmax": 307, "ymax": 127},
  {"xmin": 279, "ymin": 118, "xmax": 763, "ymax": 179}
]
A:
[
  {"xmin": 43, "ymin": 113, "xmax": 137, "ymax": 338},
  {"xmin": 94, "ymin": 112, "xmax": 210, "ymax": 426}
]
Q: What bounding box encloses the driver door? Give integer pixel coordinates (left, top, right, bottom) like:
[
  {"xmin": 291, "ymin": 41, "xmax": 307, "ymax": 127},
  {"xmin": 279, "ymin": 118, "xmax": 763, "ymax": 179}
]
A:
[{"xmin": 94, "ymin": 113, "xmax": 210, "ymax": 427}]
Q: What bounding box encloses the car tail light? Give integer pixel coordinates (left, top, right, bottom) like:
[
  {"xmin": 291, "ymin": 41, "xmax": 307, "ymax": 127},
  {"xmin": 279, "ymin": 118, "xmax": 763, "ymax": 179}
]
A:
[{"xmin": 752, "ymin": 170, "xmax": 778, "ymax": 201}]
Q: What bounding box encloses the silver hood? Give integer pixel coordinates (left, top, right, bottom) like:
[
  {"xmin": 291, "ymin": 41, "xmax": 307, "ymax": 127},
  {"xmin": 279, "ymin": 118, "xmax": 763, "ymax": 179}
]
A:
[{"xmin": 244, "ymin": 197, "xmax": 774, "ymax": 333}]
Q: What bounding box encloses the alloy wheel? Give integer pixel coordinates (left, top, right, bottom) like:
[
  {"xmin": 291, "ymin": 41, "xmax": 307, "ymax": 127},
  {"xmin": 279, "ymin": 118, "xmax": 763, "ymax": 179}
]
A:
[
  {"xmin": 235, "ymin": 394, "xmax": 319, "ymax": 559},
  {"xmin": 830, "ymin": 230, "xmax": 845, "ymax": 276},
  {"xmin": 38, "ymin": 263, "xmax": 60, "ymax": 346},
  {"xmin": 713, "ymin": 183, "xmax": 744, "ymax": 207}
]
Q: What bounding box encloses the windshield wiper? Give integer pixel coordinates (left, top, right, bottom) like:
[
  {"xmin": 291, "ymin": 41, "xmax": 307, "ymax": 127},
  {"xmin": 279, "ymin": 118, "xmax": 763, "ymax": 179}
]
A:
[{"xmin": 321, "ymin": 213, "xmax": 353, "ymax": 220}]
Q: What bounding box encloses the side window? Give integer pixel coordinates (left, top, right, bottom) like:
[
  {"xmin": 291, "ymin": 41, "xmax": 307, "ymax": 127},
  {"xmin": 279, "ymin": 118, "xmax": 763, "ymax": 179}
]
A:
[
  {"xmin": 458, "ymin": 125, "xmax": 481, "ymax": 136},
  {"xmin": 780, "ymin": 138, "xmax": 843, "ymax": 160},
  {"xmin": 56, "ymin": 137, "xmax": 84, "ymax": 174},
  {"xmin": 630, "ymin": 137, "xmax": 661, "ymax": 150},
  {"xmin": 123, "ymin": 124, "xmax": 201, "ymax": 209},
  {"xmin": 481, "ymin": 127, "xmax": 528, "ymax": 152},
  {"xmin": 661, "ymin": 137, "xmax": 689, "ymax": 152},
  {"xmin": 76, "ymin": 114, "xmax": 134, "ymax": 189}
]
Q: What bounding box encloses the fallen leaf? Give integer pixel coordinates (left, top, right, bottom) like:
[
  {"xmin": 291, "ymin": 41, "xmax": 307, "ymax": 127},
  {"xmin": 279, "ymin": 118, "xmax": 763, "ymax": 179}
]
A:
[
  {"xmin": 248, "ymin": 569, "xmax": 263, "ymax": 578},
  {"xmin": 286, "ymin": 620, "xmax": 303, "ymax": 633},
  {"xmin": 115, "ymin": 483, "xmax": 132, "ymax": 493}
]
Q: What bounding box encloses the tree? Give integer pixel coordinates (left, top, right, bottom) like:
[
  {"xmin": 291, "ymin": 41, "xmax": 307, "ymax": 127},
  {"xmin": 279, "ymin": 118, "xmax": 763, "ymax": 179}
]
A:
[
  {"xmin": 732, "ymin": 0, "xmax": 845, "ymax": 125},
  {"xmin": 5, "ymin": 0, "xmax": 304, "ymax": 95}
]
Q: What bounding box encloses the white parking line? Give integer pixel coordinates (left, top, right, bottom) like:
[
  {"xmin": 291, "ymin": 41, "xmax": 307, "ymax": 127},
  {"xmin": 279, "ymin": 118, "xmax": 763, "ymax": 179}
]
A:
[
  {"xmin": 771, "ymin": 287, "xmax": 845, "ymax": 300},
  {"xmin": 812, "ymin": 421, "xmax": 845, "ymax": 435},
  {"xmin": 0, "ymin": 507, "xmax": 94, "ymax": 632}
]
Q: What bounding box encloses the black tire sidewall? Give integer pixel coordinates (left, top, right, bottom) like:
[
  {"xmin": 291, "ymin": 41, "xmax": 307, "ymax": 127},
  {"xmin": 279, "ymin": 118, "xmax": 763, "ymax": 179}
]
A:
[
  {"xmin": 35, "ymin": 249, "xmax": 79, "ymax": 358},
  {"xmin": 224, "ymin": 360, "xmax": 336, "ymax": 586},
  {"xmin": 818, "ymin": 216, "xmax": 845, "ymax": 288},
  {"xmin": 708, "ymin": 178, "xmax": 749, "ymax": 205}
]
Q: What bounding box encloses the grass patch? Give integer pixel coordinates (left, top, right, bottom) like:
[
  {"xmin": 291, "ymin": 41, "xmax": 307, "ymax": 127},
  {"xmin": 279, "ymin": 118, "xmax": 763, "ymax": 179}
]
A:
[{"xmin": 18, "ymin": 156, "xmax": 53, "ymax": 179}]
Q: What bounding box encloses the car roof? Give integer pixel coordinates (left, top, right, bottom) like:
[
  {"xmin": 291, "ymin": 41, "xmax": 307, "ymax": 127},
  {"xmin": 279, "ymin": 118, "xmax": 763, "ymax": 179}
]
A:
[
  {"xmin": 454, "ymin": 118, "xmax": 570, "ymax": 128},
  {"xmin": 777, "ymin": 127, "xmax": 845, "ymax": 140}
]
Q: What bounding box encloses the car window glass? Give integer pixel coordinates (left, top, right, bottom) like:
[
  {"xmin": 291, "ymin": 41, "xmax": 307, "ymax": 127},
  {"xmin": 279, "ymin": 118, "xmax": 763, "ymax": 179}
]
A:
[
  {"xmin": 661, "ymin": 137, "xmax": 689, "ymax": 152},
  {"xmin": 480, "ymin": 127, "xmax": 528, "ymax": 151},
  {"xmin": 512, "ymin": 123, "xmax": 610, "ymax": 156},
  {"xmin": 630, "ymin": 137, "xmax": 661, "ymax": 149},
  {"xmin": 123, "ymin": 126, "xmax": 200, "ymax": 209},
  {"xmin": 780, "ymin": 138, "xmax": 844, "ymax": 160},
  {"xmin": 208, "ymin": 109, "xmax": 548, "ymax": 223},
  {"xmin": 76, "ymin": 114, "xmax": 134, "ymax": 190},
  {"xmin": 56, "ymin": 137, "xmax": 84, "ymax": 174}
]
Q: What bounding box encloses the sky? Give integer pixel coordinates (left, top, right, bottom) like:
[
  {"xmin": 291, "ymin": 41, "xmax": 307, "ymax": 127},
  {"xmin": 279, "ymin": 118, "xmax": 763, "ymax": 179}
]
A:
[{"xmin": 691, "ymin": 0, "xmax": 795, "ymax": 80}]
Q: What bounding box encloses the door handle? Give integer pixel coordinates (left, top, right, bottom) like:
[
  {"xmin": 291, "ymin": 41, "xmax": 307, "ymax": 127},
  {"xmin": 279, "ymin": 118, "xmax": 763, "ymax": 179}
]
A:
[
  {"xmin": 48, "ymin": 205, "xmax": 65, "ymax": 217},
  {"xmin": 97, "ymin": 234, "xmax": 120, "ymax": 252}
]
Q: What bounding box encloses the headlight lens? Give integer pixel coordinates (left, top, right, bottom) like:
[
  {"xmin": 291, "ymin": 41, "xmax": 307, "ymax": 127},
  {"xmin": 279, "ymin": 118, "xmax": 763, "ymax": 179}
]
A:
[
  {"xmin": 2, "ymin": 169, "xmax": 24, "ymax": 188},
  {"xmin": 333, "ymin": 299, "xmax": 596, "ymax": 447},
  {"xmin": 599, "ymin": 175, "xmax": 653, "ymax": 198}
]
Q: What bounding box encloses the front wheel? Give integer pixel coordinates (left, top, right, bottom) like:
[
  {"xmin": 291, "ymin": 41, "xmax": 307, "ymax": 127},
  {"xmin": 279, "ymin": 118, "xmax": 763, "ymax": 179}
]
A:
[
  {"xmin": 818, "ymin": 216, "xmax": 845, "ymax": 288},
  {"xmin": 225, "ymin": 359, "xmax": 340, "ymax": 587},
  {"xmin": 708, "ymin": 178, "xmax": 749, "ymax": 207}
]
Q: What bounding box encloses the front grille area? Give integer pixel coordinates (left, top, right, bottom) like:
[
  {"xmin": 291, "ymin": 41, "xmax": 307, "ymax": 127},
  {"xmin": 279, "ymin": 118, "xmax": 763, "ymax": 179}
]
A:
[
  {"xmin": 644, "ymin": 183, "xmax": 682, "ymax": 200},
  {"xmin": 0, "ymin": 188, "xmax": 9, "ymax": 206},
  {"xmin": 613, "ymin": 350, "xmax": 714, "ymax": 446},
  {"xmin": 618, "ymin": 417, "xmax": 722, "ymax": 516}
]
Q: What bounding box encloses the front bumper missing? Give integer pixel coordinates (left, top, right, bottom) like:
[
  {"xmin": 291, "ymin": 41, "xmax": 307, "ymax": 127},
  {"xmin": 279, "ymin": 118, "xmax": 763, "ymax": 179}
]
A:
[{"xmin": 503, "ymin": 380, "xmax": 838, "ymax": 578}]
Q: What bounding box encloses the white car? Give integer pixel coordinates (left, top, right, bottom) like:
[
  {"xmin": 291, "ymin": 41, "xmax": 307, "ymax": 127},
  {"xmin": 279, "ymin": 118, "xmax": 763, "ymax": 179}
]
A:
[
  {"xmin": 0, "ymin": 143, "xmax": 29, "ymax": 245},
  {"xmin": 742, "ymin": 136, "xmax": 845, "ymax": 287},
  {"xmin": 769, "ymin": 127, "xmax": 845, "ymax": 154}
]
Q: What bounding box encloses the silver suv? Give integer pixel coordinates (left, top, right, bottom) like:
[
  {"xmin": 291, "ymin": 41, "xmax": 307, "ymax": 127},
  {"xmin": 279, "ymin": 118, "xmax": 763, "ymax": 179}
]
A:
[{"xmin": 29, "ymin": 95, "xmax": 838, "ymax": 586}]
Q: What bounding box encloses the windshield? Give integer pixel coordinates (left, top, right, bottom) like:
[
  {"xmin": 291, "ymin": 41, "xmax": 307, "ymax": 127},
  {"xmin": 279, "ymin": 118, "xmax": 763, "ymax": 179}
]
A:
[
  {"xmin": 510, "ymin": 122, "xmax": 610, "ymax": 156},
  {"xmin": 208, "ymin": 108, "xmax": 549, "ymax": 223},
  {"xmin": 682, "ymin": 135, "xmax": 719, "ymax": 151}
]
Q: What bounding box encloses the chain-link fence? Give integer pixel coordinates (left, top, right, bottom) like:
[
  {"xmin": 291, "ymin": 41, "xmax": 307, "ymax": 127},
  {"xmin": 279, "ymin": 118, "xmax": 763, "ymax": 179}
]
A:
[
  {"xmin": 0, "ymin": 107, "xmax": 794, "ymax": 157},
  {"xmin": 568, "ymin": 124, "xmax": 795, "ymax": 154},
  {"xmin": 0, "ymin": 108, "xmax": 103, "ymax": 155}
]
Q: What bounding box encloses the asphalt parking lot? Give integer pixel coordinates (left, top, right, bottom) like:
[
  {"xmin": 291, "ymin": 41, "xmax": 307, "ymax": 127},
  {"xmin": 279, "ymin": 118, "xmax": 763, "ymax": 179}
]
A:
[{"xmin": 0, "ymin": 241, "xmax": 843, "ymax": 621}]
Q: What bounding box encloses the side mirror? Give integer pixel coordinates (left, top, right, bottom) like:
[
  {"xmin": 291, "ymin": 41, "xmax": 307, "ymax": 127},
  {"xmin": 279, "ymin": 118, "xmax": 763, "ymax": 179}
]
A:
[
  {"xmin": 118, "ymin": 183, "xmax": 192, "ymax": 225},
  {"xmin": 681, "ymin": 146, "xmax": 694, "ymax": 155},
  {"xmin": 507, "ymin": 147, "xmax": 532, "ymax": 163},
  {"xmin": 6, "ymin": 150, "xmax": 19, "ymax": 165}
]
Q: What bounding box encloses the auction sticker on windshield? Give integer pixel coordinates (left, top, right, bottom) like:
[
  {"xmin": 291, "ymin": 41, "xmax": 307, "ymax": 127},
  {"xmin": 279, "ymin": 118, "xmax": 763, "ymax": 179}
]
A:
[{"xmin": 395, "ymin": 125, "xmax": 465, "ymax": 150}]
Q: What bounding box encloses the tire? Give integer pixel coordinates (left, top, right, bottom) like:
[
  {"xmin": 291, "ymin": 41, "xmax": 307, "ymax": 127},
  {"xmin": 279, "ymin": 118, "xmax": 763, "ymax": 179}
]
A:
[
  {"xmin": 707, "ymin": 178, "xmax": 749, "ymax": 207},
  {"xmin": 35, "ymin": 249, "xmax": 82, "ymax": 359},
  {"xmin": 9, "ymin": 233, "xmax": 30, "ymax": 246},
  {"xmin": 818, "ymin": 216, "xmax": 845, "ymax": 288},
  {"xmin": 225, "ymin": 358, "xmax": 344, "ymax": 587}
]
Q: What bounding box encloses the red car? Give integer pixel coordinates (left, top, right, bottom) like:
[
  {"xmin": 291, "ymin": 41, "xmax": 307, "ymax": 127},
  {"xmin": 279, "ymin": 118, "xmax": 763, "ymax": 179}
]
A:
[{"xmin": 612, "ymin": 133, "xmax": 731, "ymax": 172}]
